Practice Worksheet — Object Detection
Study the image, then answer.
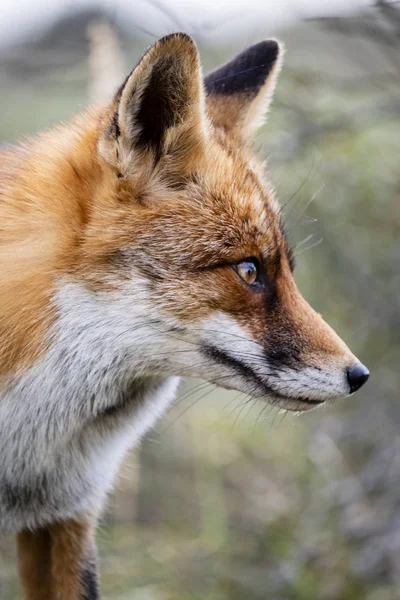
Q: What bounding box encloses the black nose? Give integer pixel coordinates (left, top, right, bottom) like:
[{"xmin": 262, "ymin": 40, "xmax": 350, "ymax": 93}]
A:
[{"xmin": 347, "ymin": 363, "xmax": 370, "ymax": 393}]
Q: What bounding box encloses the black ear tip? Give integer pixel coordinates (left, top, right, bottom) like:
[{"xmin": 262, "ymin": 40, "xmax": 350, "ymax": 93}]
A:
[
  {"xmin": 256, "ymin": 39, "xmax": 281, "ymax": 61},
  {"xmin": 243, "ymin": 39, "xmax": 281, "ymax": 74},
  {"xmin": 204, "ymin": 39, "xmax": 282, "ymax": 97}
]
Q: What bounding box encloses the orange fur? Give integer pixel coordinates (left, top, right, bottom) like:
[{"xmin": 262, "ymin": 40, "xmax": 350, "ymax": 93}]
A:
[
  {"xmin": 17, "ymin": 528, "xmax": 53, "ymax": 600},
  {"xmin": 17, "ymin": 517, "xmax": 96, "ymax": 600},
  {"xmin": 0, "ymin": 112, "xmax": 101, "ymax": 379},
  {"xmin": 51, "ymin": 519, "xmax": 96, "ymax": 600}
]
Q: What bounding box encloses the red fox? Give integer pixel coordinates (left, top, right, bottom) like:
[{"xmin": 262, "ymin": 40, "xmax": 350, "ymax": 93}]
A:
[{"xmin": 0, "ymin": 33, "xmax": 369, "ymax": 599}]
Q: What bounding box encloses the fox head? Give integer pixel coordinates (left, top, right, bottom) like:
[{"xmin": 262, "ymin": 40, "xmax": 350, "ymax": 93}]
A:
[
  {"xmin": 1, "ymin": 33, "xmax": 369, "ymax": 410},
  {"xmin": 80, "ymin": 32, "xmax": 368, "ymax": 411}
]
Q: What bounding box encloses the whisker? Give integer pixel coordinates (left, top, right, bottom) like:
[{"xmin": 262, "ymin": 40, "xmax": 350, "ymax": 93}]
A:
[
  {"xmin": 162, "ymin": 384, "xmax": 219, "ymax": 432},
  {"xmin": 295, "ymin": 237, "xmax": 323, "ymax": 256},
  {"xmin": 294, "ymin": 233, "xmax": 315, "ymax": 252},
  {"xmin": 172, "ymin": 379, "xmax": 214, "ymax": 408},
  {"xmin": 222, "ymin": 390, "xmax": 247, "ymax": 413},
  {"xmin": 285, "ymin": 183, "xmax": 324, "ymax": 235},
  {"xmin": 277, "ymin": 408, "xmax": 289, "ymax": 429},
  {"xmin": 227, "ymin": 395, "xmax": 251, "ymax": 419},
  {"xmin": 286, "ymin": 191, "xmax": 325, "ymax": 240},
  {"xmin": 253, "ymin": 402, "xmax": 272, "ymax": 432},
  {"xmin": 172, "ymin": 373, "xmax": 241, "ymax": 409},
  {"xmin": 230, "ymin": 396, "xmax": 253, "ymax": 433},
  {"xmin": 269, "ymin": 405, "xmax": 283, "ymax": 430},
  {"xmin": 277, "ymin": 151, "xmax": 316, "ymax": 224}
]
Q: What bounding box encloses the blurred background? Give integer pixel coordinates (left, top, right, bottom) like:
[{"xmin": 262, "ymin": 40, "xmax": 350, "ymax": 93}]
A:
[{"xmin": 0, "ymin": 1, "xmax": 399, "ymax": 598}]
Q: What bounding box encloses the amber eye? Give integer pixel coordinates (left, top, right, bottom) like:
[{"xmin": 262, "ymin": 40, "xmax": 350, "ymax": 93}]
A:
[{"xmin": 234, "ymin": 259, "xmax": 259, "ymax": 286}]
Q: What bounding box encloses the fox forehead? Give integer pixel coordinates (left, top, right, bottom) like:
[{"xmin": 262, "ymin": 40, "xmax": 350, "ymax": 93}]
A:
[{"xmin": 85, "ymin": 138, "xmax": 285, "ymax": 274}]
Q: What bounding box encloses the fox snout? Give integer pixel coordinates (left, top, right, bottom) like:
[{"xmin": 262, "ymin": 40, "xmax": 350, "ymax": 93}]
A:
[
  {"xmin": 192, "ymin": 269, "xmax": 369, "ymax": 413},
  {"xmin": 280, "ymin": 283, "xmax": 369, "ymax": 399},
  {"xmin": 252, "ymin": 277, "xmax": 370, "ymax": 410},
  {"xmin": 197, "ymin": 307, "xmax": 369, "ymax": 412}
]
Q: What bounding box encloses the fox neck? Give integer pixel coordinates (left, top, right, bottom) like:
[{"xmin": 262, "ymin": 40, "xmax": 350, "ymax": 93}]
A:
[
  {"xmin": 1, "ymin": 279, "xmax": 180, "ymax": 455},
  {"xmin": 0, "ymin": 276, "xmax": 181, "ymax": 532},
  {"xmin": 0, "ymin": 113, "xmax": 103, "ymax": 381}
]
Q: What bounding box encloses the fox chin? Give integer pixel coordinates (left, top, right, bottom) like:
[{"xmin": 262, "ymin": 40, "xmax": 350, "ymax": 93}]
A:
[{"xmin": 0, "ymin": 33, "xmax": 369, "ymax": 599}]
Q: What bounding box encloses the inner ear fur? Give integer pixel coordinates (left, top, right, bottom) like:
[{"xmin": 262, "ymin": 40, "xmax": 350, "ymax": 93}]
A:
[
  {"xmin": 204, "ymin": 39, "xmax": 283, "ymax": 141},
  {"xmin": 98, "ymin": 33, "xmax": 207, "ymax": 174}
]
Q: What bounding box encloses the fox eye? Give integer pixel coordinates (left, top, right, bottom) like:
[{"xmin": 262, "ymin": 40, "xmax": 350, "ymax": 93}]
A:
[{"xmin": 234, "ymin": 259, "xmax": 260, "ymax": 286}]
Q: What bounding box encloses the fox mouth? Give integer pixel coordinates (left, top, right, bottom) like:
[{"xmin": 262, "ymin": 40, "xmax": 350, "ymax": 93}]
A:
[
  {"xmin": 267, "ymin": 393, "xmax": 325, "ymax": 412},
  {"xmin": 201, "ymin": 344, "xmax": 328, "ymax": 413}
]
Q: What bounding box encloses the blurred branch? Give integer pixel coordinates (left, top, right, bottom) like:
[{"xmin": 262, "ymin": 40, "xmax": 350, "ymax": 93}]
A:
[
  {"xmin": 314, "ymin": 0, "xmax": 400, "ymax": 73},
  {"xmin": 87, "ymin": 19, "xmax": 127, "ymax": 103}
]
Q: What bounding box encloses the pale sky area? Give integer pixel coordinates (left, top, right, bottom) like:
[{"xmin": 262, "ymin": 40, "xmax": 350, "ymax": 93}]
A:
[{"xmin": 0, "ymin": 0, "xmax": 375, "ymax": 48}]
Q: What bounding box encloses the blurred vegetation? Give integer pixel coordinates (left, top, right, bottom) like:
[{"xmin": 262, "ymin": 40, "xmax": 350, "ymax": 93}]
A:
[{"xmin": 1, "ymin": 3, "xmax": 400, "ymax": 599}]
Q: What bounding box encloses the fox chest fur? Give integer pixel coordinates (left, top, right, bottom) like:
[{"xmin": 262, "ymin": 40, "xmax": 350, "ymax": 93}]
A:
[{"xmin": 0, "ymin": 281, "xmax": 180, "ymax": 531}]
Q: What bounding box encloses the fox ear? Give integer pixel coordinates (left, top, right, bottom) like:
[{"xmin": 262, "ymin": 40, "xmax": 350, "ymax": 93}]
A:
[
  {"xmin": 98, "ymin": 33, "xmax": 206, "ymax": 173},
  {"xmin": 204, "ymin": 40, "xmax": 283, "ymax": 142}
]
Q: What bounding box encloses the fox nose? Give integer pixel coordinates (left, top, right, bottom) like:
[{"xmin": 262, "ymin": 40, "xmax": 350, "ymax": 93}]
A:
[{"xmin": 347, "ymin": 363, "xmax": 370, "ymax": 393}]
